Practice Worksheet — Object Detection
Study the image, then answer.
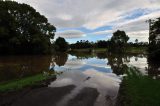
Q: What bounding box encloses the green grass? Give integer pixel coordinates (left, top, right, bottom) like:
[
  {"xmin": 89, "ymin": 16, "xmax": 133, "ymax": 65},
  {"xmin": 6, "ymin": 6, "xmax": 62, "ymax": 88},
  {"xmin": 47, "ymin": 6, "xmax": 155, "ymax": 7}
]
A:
[
  {"xmin": 0, "ymin": 73, "xmax": 56, "ymax": 92},
  {"xmin": 93, "ymin": 48, "xmax": 107, "ymax": 52},
  {"xmin": 70, "ymin": 47, "xmax": 147, "ymax": 54},
  {"xmin": 126, "ymin": 47, "xmax": 147, "ymax": 54},
  {"xmin": 70, "ymin": 48, "xmax": 107, "ymax": 53},
  {"xmin": 119, "ymin": 67, "xmax": 160, "ymax": 106}
]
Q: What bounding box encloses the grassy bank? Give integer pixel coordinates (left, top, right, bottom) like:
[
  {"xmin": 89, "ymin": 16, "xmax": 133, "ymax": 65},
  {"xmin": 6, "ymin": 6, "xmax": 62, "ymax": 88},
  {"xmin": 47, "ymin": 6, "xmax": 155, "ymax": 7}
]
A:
[
  {"xmin": 69, "ymin": 48, "xmax": 107, "ymax": 53},
  {"xmin": 126, "ymin": 47, "xmax": 147, "ymax": 54},
  {"xmin": 117, "ymin": 68, "xmax": 160, "ymax": 106},
  {"xmin": 70, "ymin": 47, "xmax": 147, "ymax": 54},
  {"xmin": 0, "ymin": 72, "xmax": 56, "ymax": 92}
]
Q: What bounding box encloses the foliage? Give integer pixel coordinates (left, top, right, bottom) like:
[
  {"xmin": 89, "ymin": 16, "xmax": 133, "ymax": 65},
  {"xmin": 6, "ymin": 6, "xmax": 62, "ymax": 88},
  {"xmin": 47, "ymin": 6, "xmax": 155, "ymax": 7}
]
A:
[
  {"xmin": 108, "ymin": 30, "xmax": 129, "ymax": 53},
  {"xmin": 118, "ymin": 67, "xmax": 160, "ymax": 106},
  {"xmin": 0, "ymin": 72, "xmax": 56, "ymax": 92},
  {"xmin": 54, "ymin": 37, "xmax": 69, "ymax": 52},
  {"xmin": 148, "ymin": 18, "xmax": 160, "ymax": 60},
  {"xmin": 70, "ymin": 40, "xmax": 93, "ymax": 49},
  {"xmin": 95, "ymin": 40, "xmax": 109, "ymax": 48},
  {"xmin": 127, "ymin": 42, "xmax": 148, "ymax": 48},
  {"xmin": 0, "ymin": 1, "xmax": 56, "ymax": 54}
]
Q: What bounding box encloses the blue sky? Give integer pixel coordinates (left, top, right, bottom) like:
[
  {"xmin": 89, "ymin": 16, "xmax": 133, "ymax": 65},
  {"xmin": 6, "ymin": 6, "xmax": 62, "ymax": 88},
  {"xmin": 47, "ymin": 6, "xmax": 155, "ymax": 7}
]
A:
[{"xmin": 16, "ymin": 0, "xmax": 160, "ymax": 43}]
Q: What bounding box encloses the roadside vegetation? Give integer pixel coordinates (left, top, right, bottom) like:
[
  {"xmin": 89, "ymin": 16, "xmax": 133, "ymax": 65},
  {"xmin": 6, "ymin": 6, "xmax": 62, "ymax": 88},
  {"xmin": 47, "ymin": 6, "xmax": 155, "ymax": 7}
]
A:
[
  {"xmin": 117, "ymin": 67, "xmax": 160, "ymax": 106},
  {"xmin": 0, "ymin": 71, "xmax": 57, "ymax": 92}
]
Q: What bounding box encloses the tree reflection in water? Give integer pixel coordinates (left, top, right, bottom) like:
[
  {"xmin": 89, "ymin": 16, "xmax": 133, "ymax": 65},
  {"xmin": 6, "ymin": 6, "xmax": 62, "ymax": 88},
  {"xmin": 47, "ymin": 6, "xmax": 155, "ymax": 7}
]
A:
[
  {"xmin": 54, "ymin": 53, "xmax": 68, "ymax": 66},
  {"xmin": 147, "ymin": 59, "xmax": 160, "ymax": 79}
]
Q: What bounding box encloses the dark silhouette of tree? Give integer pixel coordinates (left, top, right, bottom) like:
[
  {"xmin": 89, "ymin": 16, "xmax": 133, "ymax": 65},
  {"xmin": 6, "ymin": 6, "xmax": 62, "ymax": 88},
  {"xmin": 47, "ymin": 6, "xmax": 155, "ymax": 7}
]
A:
[
  {"xmin": 148, "ymin": 18, "xmax": 160, "ymax": 60},
  {"xmin": 95, "ymin": 40, "xmax": 109, "ymax": 48},
  {"xmin": 70, "ymin": 40, "xmax": 93, "ymax": 49},
  {"xmin": 135, "ymin": 39, "xmax": 138, "ymax": 44},
  {"xmin": 108, "ymin": 30, "xmax": 129, "ymax": 53},
  {"xmin": 54, "ymin": 37, "xmax": 69, "ymax": 52},
  {"xmin": 0, "ymin": 1, "xmax": 56, "ymax": 54}
]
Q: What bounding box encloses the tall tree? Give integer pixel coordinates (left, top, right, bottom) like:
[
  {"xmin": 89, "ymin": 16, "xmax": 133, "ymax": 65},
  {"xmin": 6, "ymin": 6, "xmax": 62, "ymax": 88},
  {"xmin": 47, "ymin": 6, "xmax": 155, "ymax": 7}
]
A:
[
  {"xmin": 108, "ymin": 30, "xmax": 129, "ymax": 53},
  {"xmin": 148, "ymin": 18, "xmax": 160, "ymax": 60},
  {"xmin": 135, "ymin": 39, "xmax": 138, "ymax": 44},
  {"xmin": 0, "ymin": 1, "xmax": 56, "ymax": 54},
  {"xmin": 54, "ymin": 37, "xmax": 69, "ymax": 52}
]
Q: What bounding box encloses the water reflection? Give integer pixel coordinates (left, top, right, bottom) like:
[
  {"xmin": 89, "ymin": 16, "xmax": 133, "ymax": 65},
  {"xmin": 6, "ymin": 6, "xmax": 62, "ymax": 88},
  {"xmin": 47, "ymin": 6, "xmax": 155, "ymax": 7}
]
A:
[
  {"xmin": 0, "ymin": 56, "xmax": 51, "ymax": 82},
  {"xmin": 49, "ymin": 69, "xmax": 121, "ymax": 106},
  {"xmin": 54, "ymin": 53, "xmax": 68, "ymax": 66},
  {"xmin": 148, "ymin": 59, "xmax": 160, "ymax": 79},
  {"xmin": 0, "ymin": 52, "xmax": 159, "ymax": 106}
]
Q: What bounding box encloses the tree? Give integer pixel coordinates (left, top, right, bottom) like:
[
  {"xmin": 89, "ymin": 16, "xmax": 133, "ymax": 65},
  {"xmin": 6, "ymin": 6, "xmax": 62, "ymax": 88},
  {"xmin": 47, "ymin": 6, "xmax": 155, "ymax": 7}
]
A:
[
  {"xmin": 108, "ymin": 30, "xmax": 129, "ymax": 53},
  {"xmin": 148, "ymin": 18, "xmax": 160, "ymax": 60},
  {"xmin": 95, "ymin": 40, "xmax": 109, "ymax": 48},
  {"xmin": 135, "ymin": 39, "xmax": 138, "ymax": 44},
  {"xmin": 54, "ymin": 37, "xmax": 69, "ymax": 52},
  {"xmin": 0, "ymin": 1, "xmax": 56, "ymax": 54},
  {"xmin": 69, "ymin": 40, "xmax": 93, "ymax": 49}
]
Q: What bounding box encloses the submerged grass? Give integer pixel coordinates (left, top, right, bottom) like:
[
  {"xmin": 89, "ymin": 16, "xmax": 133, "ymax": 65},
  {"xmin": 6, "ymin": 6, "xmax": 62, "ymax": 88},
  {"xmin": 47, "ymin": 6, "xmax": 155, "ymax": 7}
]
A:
[
  {"xmin": 0, "ymin": 72, "xmax": 56, "ymax": 92},
  {"xmin": 118, "ymin": 67, "xmax": 160, "ymax": 106}
]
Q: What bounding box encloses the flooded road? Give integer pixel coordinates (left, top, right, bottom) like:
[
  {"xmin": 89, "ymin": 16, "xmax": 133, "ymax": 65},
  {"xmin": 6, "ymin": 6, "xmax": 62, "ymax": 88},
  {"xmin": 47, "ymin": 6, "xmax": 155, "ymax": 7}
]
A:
[{"xmin": 0, "ymin": 52, "xmax": 157, "ymax": 106}]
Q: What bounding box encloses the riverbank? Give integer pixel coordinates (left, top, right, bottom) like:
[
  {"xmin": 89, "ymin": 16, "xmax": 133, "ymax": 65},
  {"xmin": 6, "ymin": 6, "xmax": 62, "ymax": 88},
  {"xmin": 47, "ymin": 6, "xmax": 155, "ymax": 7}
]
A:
[
  {"xmin": 69, "ymin": 47, "xmax": 147, "ymax": 54},
  {"xmin": 126, "ymin": 47, "xmax": 147, "ymax": 54},
  {"xmin": 117, "ymin": 68, "xmax": 160, "ymax": 106},
  {"xmin": 69, "ymin": 48, "xmax": 107, "ymax": 53}
]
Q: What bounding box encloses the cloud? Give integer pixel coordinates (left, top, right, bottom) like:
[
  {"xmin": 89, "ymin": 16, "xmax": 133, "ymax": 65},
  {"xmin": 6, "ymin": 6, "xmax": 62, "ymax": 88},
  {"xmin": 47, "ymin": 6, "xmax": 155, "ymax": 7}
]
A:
[
  {"xmin": 56, "ymin": 30, "xmax": 85, "ymax": 39},
  {"xmin": 15, "ymin": 0, "xmax": 160, "ymax": 29},
  {"xmin": 86, "ymin": 30, "xmax": 113, "ymax": 36},
  {"xmin": 14, "ymin": 0, "xmax": 160, "ymax": 42},
  {"xmin": 127, "ymin": 30, "xmax": 149, "ymax": 42}
]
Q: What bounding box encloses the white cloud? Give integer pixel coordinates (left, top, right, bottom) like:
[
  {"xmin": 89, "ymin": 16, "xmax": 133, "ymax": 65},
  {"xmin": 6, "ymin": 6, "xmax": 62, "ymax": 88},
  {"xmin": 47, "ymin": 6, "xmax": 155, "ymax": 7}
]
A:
[
  {"xmin": 56, "ymin": 30, "xmax": 85, "ymax": 39},
  {"xmin": 87, "ymin": 30, "xmax": 113, "ymax": 36},
  {"xmin": 127, "ymin": 30, "xmax": 149, "ymax": 42},
  {"xmin": 15, "ymin": 0, "xmax": 160, "ymax": 29},
  {"xmin": 14, "ymin": 0, "xmax": 160, "ymax": 42}
]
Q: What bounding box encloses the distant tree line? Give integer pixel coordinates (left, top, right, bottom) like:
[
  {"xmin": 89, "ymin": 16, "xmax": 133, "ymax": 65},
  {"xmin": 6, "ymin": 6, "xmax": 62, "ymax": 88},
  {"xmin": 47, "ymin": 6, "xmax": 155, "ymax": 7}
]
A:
[
  {"xmin": 0, "ymin": 1, "xmax": 56, "ymax": 54},
  {"xmin": 69, "ymin": 30, "xmax": 148, "ymax": 53},
  {"xmin": 70, "ymin": 40, "xmax": 93, "ymax": 49},
  {"xmin": 128, "ymin": 39, "xmax": 148, "ymax": 48}
]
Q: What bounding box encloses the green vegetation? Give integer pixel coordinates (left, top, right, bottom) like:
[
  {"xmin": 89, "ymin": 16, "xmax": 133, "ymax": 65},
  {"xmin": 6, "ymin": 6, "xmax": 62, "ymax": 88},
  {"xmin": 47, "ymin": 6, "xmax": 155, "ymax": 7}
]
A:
[
  {"xmin": 108, "ymin": 30, "xmax": 129, "ymax": 53},
  {"xmin": 54, "ymin": 37, "xmax": 69, "ymax": 52},
  {"xmin": 70, "ymin": 48, "xmax": 107, "ymax": 53},
  {"xmin": 70, "ymin": 40, "xmax": 93, "ymax": 49},
  {"xmin": 118, "ymin": 67, "xmax": 160, "ymax": 106},
  {"xmin": 126, "ymin": 47, "xmax": 147, "ymax": 54},
  {"xmin": 148, "ymin": 18, "xmax": 160, "ymax": 60},
  {"xmin": 0, "ymin": 1, "xmax": 56, "ymax": 54},
  {"xmin": 0, "ymin": 72, "xmax": 56, "ymax": 92},
  {"xmin": 69, "ymin": 30, "xmax": 148, "ymax": 54}
]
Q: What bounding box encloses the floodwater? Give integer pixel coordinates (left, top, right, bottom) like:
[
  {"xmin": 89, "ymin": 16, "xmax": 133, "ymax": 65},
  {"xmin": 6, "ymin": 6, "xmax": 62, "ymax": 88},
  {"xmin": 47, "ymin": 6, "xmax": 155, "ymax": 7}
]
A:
[{"xmin": 0, "ymin": 52, "xmax": 159, "ymax": 106}]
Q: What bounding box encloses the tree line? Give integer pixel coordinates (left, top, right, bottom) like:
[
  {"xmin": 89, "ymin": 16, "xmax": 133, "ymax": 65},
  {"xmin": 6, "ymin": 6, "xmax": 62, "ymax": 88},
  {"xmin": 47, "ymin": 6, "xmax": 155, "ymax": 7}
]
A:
[
  {"xmin": 148, "ymin": 18, "xmax": 160, "ymax": 60},
  {"xmin": 70, "ymin": 30, "xmax": 148, "ymax": 53}
]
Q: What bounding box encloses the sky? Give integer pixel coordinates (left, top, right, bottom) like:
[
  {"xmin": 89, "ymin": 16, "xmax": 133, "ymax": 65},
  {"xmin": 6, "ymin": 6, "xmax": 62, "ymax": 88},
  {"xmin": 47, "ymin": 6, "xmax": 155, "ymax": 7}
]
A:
[{"xmin": 15, "ymin": 0, "xmax": 160, "ymax": 43}]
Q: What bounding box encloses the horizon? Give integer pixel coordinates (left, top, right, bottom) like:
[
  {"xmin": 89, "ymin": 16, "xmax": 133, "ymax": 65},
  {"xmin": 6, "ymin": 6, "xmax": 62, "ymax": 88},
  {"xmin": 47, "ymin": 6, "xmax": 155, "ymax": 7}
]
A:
[{"xmin": 15, "ymin": 0, "xmax": 160, "ymax": 43}]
